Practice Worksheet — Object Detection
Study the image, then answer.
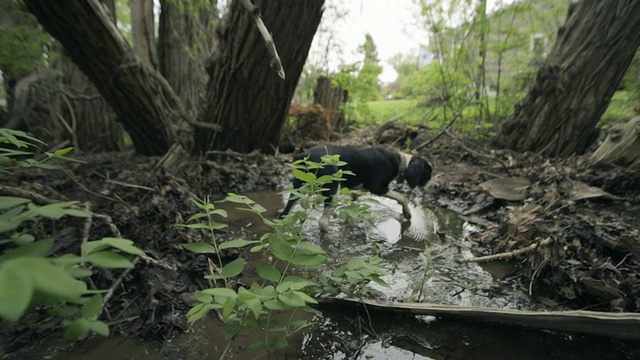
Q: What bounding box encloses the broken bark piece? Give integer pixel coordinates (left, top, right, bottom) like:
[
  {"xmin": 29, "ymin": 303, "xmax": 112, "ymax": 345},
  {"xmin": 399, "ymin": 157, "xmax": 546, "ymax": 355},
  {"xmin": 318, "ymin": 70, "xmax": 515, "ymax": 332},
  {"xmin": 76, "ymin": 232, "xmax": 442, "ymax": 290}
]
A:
[
  {"xmin": 479, "ymin": 177, "xmax": 530, "ymax": 201},
  {"xmin": 590, "ymin": 116, "xmax": 640, "ymax": 169}
]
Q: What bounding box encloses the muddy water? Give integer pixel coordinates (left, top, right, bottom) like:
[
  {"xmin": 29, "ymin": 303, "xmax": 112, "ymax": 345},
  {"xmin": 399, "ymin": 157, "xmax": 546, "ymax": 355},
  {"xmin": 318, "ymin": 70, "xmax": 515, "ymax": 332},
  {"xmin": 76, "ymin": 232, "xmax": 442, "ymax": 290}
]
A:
[{"xmin": 40, "ymin": 190, "xmax": 640, "ymax": 359}]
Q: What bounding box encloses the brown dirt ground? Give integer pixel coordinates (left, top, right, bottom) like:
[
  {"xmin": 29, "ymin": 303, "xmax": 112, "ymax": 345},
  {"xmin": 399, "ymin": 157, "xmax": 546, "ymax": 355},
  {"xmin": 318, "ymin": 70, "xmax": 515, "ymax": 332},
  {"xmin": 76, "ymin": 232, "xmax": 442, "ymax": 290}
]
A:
[{"xmin": 2, "ymin": 125, "xmax": 640, "ymax": 355}]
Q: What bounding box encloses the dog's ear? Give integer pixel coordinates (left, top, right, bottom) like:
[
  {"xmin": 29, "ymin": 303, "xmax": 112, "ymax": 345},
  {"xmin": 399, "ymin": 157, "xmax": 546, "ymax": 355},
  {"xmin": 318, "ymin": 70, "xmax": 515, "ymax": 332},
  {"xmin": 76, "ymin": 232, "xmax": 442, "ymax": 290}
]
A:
[{"xmin": 405, "ymin": 157, "xmax": 432, "ymax": 188}]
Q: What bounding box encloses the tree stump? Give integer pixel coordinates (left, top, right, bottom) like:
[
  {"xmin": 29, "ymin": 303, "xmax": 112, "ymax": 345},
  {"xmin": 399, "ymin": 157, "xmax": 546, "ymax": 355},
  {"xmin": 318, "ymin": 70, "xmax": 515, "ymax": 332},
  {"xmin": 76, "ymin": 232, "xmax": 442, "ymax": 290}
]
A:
[{"xmin": 313, "ymin": 76, "xmax": 348, "ymax": 131}]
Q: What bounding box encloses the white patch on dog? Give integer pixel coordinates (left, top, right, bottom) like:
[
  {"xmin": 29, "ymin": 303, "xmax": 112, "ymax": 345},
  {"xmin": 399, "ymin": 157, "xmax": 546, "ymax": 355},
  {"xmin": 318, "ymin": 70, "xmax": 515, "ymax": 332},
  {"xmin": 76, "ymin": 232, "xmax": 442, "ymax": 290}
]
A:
[{"xmin": 398, "ymin": 152, "xmax": 413, "ymax": 172}]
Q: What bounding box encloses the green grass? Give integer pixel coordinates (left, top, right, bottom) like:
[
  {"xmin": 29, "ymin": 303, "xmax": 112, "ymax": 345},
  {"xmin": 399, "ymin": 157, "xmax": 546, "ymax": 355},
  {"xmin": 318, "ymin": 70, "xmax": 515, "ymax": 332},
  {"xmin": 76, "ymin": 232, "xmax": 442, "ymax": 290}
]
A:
[
  {"xmin": 366, "ymin": 99, "xmax": 417, "ymax": 123},
  {"xmin": 601, "ymin": 90, "xmax": 637, "ymax": 122}
]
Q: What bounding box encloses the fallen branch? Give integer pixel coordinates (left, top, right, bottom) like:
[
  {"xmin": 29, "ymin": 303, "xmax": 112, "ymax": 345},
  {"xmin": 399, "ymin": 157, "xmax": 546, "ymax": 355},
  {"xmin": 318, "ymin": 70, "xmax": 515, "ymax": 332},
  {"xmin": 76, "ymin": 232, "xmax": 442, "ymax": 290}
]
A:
[
  {"xmin": 105, "ymin": 179, "xmax": 155, "ymax": 191},
  {"xmin": 457, "ymin": 237, "xmax": 553, "ymax": 263},
  {"xmin": 317, "ymin": 297, "xmax": 640, "ymax": 341},
  {"xmin": 240, "ymin": 0, "xmax": 285, "ymax": 79}
]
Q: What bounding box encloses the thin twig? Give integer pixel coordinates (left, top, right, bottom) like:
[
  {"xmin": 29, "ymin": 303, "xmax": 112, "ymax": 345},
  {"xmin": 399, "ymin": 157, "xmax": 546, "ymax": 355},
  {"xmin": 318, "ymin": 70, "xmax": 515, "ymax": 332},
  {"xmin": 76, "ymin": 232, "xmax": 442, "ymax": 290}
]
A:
[
  {"xmin": 105, "ymin": 179, "xmax": 155, "ymax": 191},
  {"xmin": 457, "ymin": 237, "xmax": 553, "ymax": 263},
  {"xmin": 444, "ymin": 130, "xmax": 509, "ymax": 170}
]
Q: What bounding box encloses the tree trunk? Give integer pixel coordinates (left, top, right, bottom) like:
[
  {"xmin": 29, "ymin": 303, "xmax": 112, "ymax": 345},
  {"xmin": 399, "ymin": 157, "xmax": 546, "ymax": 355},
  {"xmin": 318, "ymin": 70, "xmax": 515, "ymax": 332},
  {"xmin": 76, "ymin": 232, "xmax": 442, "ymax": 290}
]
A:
[
  {"xmin": 194, "ymin": 0, "xmax": 324, "ymax": 154},
  {"xmin": 23, "ymin": 0, "xmax": 192, "ymax": 156},
  {"xmin": 158, "ymin": 0, "xmax": 217, "ymax": 116},
  {"xmin": 494, "ymin": 1, "xmax": 640, "ymax": 157},
  {"xmin": 313, "ymin": 76, "xmax": 348, "ymax": 132},
  {"xmin": 61, "ymin": 56, "xmax": 124, "ymax": 152},
  {"xmin": 59, "ymin": 0, "xmax": 123, "ymax": 153},
  {"xmin": 129, "ymin": 0, "xmax": 157, "ymax": 69}
]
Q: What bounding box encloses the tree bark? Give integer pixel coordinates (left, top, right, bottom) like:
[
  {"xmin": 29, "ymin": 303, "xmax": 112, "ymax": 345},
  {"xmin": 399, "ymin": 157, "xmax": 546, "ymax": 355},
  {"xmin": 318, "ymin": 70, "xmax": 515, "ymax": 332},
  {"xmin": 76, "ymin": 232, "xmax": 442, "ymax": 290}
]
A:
[
  {"xmin": 23, "ymin": 0, "xmax": 192, "ymax": 156},
  {"xmin": 494, "ymin": 1, "xmax": 640, "ymax": 157},
  {"xmin": 61, "ymin": 55, "xmax": 124, "ymax": 152},
  {"xmin": 129, "ymin": 0, "xmax": 157, "ymax": 69},
  {"xmin": 158, "ymin": 0, "xmax": 217, "ymax": 116},
  {"xmin": 59, "ymin": 0, "xmax": 123, "ymax": 153},
  {"xmin": 194, "ymin": 0, "xmax": 325, "ymax": 154}
]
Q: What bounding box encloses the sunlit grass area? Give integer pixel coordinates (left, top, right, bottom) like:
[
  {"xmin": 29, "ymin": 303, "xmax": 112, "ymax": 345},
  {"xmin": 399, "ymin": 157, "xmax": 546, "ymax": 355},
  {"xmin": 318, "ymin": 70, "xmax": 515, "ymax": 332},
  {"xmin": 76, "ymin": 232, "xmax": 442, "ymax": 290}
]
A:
[
  {"xmin": 366, "ymin": 99, "xmax": 417, "ymax": 123},
  {"xmin": 602, "ymin": 90, "xmax": 637, "ymax": 122}
]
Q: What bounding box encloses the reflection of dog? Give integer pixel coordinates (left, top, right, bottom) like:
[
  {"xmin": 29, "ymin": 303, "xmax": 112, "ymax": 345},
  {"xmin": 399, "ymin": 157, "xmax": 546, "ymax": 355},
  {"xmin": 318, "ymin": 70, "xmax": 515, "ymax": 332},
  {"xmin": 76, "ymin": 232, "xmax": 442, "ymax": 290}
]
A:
[{"xmin": 279, "ymin": 145, "xmax": 433, "ymax": 233}]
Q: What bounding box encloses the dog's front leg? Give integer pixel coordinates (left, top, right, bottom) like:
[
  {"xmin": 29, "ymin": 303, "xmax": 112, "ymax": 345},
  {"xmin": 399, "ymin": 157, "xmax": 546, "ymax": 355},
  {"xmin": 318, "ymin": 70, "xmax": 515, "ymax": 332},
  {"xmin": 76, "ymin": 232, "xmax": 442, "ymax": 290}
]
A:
[
  {"xmin": 318, "ymin": 192, "xmax": 336, "ymax": 233},
  {"xmin": 384, "ymin": 190, "xmax": 412, "ymax": 219}
]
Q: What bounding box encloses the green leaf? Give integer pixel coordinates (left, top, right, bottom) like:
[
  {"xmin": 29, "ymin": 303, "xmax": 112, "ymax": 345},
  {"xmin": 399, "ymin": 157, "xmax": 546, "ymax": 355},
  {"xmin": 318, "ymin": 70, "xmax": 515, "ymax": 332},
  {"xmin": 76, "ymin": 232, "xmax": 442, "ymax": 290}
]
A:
[
  {"xmin": 64, "ymin": 318, "xmax": 91, "ymax": 340},
  {"xmin": 220, "ymin": 193, "xmax": 255, "ymax": 205},
  {"xmin": 67, "ymin": 267, "xmax": 93, "ymax": 279},
  {"xmin": 278, "ymin": 291, "xmax": 305, "ymax": 308},
  {"xmin": 292, "ymin": 169, "xmax": 316, "ymax": 183},
  {"xmin": 255, "ymin": 263, "xmax": 281, "ymax": 283},
  {"xmin": 82, "ymin": 294, "xmax": 103, "ymax": 319},
  {"xmin": 268, "ymin": 236, "xmax": 292, "ymax": 261},
  {"xmin": 0, "ymin": 204, "xmax": 26, "ymax": 222},
  {"xmin": 0, "ymin": 239, "xmax": 54, "ymax": 263},
  {"xmin": 297, "ymin": 242, "xmax": 326, "ymax": 255},
  {"xmin": 0, "ymin": 196, "xmax": 30, "ymax": 210},
  {"xmin": 292, "ymin": 291, "xmax": 317, "ymax": 304},
  {"xmin": 28, "ymin": 259, "xmax": 87, "ymax": 300},
  {"xmin": 61, "ymin": 208, "xmax": 90, "ymax": 218},
  {"xmin": 52, "ymin": 147, "xmax": 74, "ymax": 157},
  {"xmin": 237, "ymin": 287, "xmax": 258, "ymax": 302},
  {"xmin": 266, "ymin": 337, "xmax": 288, "ymax": 350},
  {"xmin": 187, "ymin": 303, "xmax": 209, "ymax": 323},
  {"xmin": 223, "ymin": 296, "xmax": 236, "ymax": 320},
  {"xmin": 181, "ymin": 242, "xmax": 218, "ymax": 254},
  {"xmin": 84, "ymin": 251, "xmax": 134, "ymax": 269},
  {"xmin": 0, "ymin": 266, "xmax": 32, "ymax": 321},
  {"xmin": 263, "ymin": 299, "xmax": 289, "ymax": 310},
  {"xmin": 369, "ymin": 275, "xmax": 390, "ymax": 288},
  {"xmin": 195, "ymin": 291, "xmax": 213, "ymax": 303},
  {"xmin": 218, "ymin": 239, "xmax": 258, "ymax": 250},
  {"xmin": 200, "ymin": 288, "xmax": 238, "ymax": 299},
  {"xmin": 88, "ymin": 320, "xmax": 109, "ymax": 337},
  {"xmin": 289, "ymin": 253, "xmax": 326, "ymax": 267},
  {"xmin": 29, "ymin": 202, "xmax": 80, "ymax": 219},
  {"xmin": 51, "ymin": 304, "xmax": 79, "ymax": 318},
  {"xmin": 12, "ymin": 233, "xmax": 35, "ymax": 245},
  {"xmin": 222, "ymin": 258, "xmax": 245, "ymax": 278},
  {"xmin": 346, "ymin": 258, "xmax": 367, "ymax": 270},
  {"xmin": 83, "ymin": 238, "xmax": 144, "ymax": 256},
  {"xmin": 245, "ymin": 298, "xmax": 262, "ymax": 319}
]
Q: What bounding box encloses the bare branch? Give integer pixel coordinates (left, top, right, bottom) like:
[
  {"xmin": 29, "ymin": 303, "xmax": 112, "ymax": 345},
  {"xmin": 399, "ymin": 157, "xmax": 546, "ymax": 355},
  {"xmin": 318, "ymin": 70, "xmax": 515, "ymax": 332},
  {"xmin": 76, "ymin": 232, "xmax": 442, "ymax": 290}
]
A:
[{"xmin": 239, "ymin": 0, "xmax": 286, "ymax": 79}]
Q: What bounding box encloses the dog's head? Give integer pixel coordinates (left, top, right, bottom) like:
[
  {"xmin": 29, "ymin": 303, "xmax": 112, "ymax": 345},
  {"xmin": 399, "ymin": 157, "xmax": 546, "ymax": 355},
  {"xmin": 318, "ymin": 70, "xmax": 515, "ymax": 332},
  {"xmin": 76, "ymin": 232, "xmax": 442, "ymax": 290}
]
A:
[{"xmin": 404, "ymin": 156, "xmax": 432, "ymax": 188}]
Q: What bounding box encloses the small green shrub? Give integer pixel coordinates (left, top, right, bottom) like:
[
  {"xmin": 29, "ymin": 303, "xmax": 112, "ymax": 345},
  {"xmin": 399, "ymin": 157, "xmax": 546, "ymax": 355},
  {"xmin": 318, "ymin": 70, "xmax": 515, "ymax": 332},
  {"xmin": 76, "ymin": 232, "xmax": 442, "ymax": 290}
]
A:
[
  {"xmin": 181, "ymin": 153, "xmax": 389, "ymax": 355},
  {"xmin": 0, "ymin": 128, "xmax": 144, "ymax": 340}
]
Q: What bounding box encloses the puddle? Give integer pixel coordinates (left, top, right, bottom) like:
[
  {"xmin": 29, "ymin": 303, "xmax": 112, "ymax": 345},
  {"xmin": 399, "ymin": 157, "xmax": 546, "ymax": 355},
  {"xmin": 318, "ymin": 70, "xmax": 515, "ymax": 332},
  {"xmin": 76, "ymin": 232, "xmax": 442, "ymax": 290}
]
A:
[{"xmin": 26, "ymin": 189, "xmax": 640, "ymax": 359}]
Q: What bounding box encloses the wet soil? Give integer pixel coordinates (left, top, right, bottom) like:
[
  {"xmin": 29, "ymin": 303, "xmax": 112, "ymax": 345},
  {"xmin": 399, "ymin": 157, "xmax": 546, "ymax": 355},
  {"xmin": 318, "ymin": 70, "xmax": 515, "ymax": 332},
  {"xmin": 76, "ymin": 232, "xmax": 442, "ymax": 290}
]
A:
[{"xmin": 2, "ymin": 126, "xmax": 640, "ymax": 358}]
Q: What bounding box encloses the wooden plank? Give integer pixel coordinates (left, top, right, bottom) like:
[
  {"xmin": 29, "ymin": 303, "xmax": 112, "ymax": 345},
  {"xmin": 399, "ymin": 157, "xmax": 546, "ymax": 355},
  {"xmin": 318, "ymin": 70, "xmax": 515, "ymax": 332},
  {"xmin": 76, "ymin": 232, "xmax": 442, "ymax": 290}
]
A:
[{"xmin": 318, "ymin": 298, "xmax": 640, "ymax": 340}]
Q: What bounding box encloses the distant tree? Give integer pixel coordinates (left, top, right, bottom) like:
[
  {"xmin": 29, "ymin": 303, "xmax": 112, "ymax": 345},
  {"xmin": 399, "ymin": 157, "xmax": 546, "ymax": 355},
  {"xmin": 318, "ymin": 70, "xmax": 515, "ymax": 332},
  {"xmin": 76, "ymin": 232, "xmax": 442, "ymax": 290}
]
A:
[
  {"xmin": 0, "ymin": 0, "xmax": 50, "ymax": 116},
  {"xmin": 129, "ymin": 0, "xmax": 157, "ymax": 69},
  {"xmin": 354, "ymin": 33, "xmax": 383, "ymax": 102},
  {"xmin": 495, "ymin": 1, "xmax": 640, "ymax": 157},
  {"xmin": 158, "ymin": 0, "xmax": 217, "ymax": 116}
]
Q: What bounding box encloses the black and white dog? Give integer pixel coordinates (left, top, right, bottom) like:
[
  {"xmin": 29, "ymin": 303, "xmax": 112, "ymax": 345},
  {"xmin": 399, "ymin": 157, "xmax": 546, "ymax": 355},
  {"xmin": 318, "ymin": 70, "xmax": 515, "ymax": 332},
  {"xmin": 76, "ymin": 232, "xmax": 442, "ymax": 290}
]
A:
[{"xmin": 279, "ymin": 145, "xmax": 433, "ymax": 232}]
